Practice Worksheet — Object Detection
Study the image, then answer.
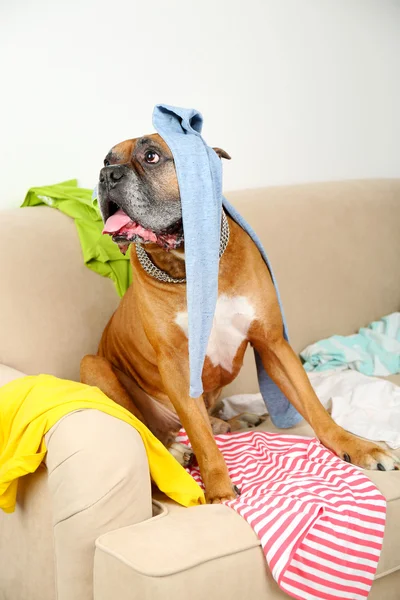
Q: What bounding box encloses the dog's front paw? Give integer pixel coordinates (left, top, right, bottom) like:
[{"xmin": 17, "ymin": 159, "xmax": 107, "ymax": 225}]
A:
[
  {"xmin": 331, "ymin": 433, "xmax": 400, "ymax": 471},
  {"xmin": 204, "ymin": 469, "xmax": 239, "ymax": 504},
  {"xmin": 207, "ymin": 484, "xmax": 239, "ymax": 504}
]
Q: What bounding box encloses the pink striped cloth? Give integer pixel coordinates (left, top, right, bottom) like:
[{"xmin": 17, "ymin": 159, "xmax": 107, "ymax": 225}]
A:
[{"xmin": 175, "ymin": 430, "xmax": 386, "ymax": 600}]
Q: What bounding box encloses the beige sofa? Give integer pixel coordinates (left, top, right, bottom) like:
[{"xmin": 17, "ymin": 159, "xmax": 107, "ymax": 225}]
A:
[{"xmin": 0, "ymin": 179, "xmax": 399, "ymax": 600}]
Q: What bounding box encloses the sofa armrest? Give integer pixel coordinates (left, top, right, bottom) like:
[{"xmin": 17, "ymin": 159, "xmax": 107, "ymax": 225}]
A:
[
  {"xmin": 93, "ymin": 500, "xmax": 286, "ymax": 600},
  {"xmin": 45, "ymin": 409, "xmax": 153, "ymax": 600}
]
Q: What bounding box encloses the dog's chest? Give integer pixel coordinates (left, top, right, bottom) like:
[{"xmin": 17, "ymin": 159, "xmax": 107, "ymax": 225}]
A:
[{"xmin": 174, "ymin": 295, "xmax": 255, "ymax": 373}]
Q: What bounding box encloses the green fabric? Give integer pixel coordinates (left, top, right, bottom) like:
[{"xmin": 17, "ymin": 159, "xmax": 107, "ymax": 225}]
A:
[{"xmin": 21, "ymin": 180, "xmax": 132, "ymax": 297}]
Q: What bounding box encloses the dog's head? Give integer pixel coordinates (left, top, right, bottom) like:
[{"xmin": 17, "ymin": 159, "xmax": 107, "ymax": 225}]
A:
[{"xmin": 98, "ymin": 134, "xmax": 230, "ymax": 254}]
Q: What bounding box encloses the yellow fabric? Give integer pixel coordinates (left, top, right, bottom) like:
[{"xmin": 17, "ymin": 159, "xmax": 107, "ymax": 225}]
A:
[{"xmin": 0, "ymin": 375, "xmax": 205, "ymax": 513}]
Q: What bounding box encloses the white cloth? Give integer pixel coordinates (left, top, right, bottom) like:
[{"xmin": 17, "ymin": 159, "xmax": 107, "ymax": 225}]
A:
[
  {"xmin": 219, "ymin": 393, "xmax": 267, "ymax": 420},
  {"xmin": 221, "ymin": 369, "xmax": 400, "ymax": 449}
]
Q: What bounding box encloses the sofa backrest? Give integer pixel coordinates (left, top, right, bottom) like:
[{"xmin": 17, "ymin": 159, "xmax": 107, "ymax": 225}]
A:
[
  {"xmin": 0, "ymin": 206, "xmax": 119, "ymax": 381},
  {"xmin": 0, "ymin": 179, "xmax": 399, "ymax": 392},
  {"xmin": 224, "ymin": 178, "xmax": 400, "ymax": 394}
]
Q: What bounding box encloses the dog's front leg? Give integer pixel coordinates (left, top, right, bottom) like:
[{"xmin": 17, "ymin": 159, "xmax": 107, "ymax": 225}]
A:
[
  {"xmin": 158, "ymin": 353, "xmax": 237, "ymax": 503},
  {"xmin": 251, "ymin": 325, "xmax": 399, "ymax": 471}
]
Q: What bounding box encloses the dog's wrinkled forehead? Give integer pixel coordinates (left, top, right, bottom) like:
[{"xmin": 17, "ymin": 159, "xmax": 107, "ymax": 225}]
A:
[{"xmin": 104, "ymin": 133, "xmax": 173, "ymax": 167}]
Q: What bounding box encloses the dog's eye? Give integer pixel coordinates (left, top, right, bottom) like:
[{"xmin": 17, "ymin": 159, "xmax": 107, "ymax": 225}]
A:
[
  {"xmin": 144, "ymin": 151, "xmax": 160, "ymax": 164},
  {"xmin": 104, "ymin": 159, "xmax": 110, "ymax": 167}
]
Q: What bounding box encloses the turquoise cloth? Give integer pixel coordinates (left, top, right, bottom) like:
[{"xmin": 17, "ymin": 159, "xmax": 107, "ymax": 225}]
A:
[
  {"xmin": 300, "ymin": 313, "xmax": 400, "ymax": 375},
  {"xmin": 153, "ymin": 105, "xmax": 302, "ymax": 428},
  {"xmin": 22, "ymin": 180, "xmax": 131, "ymax": 297}
]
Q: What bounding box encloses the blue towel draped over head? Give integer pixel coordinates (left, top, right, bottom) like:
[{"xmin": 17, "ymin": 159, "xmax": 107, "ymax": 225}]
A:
[{"xmin": 153, "ymin": 104, "xmax": 302, "ymax": 428}]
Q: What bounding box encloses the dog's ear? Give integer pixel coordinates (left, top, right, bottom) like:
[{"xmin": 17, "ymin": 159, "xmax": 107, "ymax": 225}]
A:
[{"xmin": 213, "ymin": 147, "xmax": 231, "ymax": 160}]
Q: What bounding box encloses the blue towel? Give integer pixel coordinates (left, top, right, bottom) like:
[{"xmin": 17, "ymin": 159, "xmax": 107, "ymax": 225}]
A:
[
  {"xmin": 153, "ymin": 105, "xmax": 302, "ymax": 428},
  {"xmin": 301, "ymin": 312, "xmax": 400, "ymax": 375}
]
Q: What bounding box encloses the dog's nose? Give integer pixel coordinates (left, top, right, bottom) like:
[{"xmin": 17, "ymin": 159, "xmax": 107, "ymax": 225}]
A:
[{"xmin": 99, "ymin": 166, "xmax": 125, "ymax": 185}]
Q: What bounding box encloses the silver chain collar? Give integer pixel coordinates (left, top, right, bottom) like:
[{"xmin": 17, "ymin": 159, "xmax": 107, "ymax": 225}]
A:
[{"xmin": 135, "ymin": 210, "xmax": 230, "ymax": 284}]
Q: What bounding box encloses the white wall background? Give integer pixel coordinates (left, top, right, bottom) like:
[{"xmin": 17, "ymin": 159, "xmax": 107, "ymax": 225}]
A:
[{"xmin": 1, "ymin": 0, "xmax": 399, "ymax": 208}]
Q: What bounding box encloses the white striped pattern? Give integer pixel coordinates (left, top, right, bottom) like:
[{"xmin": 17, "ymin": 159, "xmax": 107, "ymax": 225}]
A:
[{"xmin": 175, "ymin": 430, "xmax": 386, "ymax": 600}]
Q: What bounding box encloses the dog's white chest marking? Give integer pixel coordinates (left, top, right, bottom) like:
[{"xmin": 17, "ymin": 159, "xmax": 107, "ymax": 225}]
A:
[{"xmin": 174, "ymin": 295, "xmax": 255, "ymax": 373}]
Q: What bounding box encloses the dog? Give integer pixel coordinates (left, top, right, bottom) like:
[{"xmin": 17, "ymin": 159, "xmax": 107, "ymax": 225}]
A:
[{"xmin": 81, "ymin": 133, "xmax": 399, "ymax": 503}]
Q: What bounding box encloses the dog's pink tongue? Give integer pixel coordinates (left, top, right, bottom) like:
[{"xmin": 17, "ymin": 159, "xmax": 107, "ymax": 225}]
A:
[
  {"xmin": 103, "ymin": 209, "xmax": 131, "ymax": 234},
  {"xmin": 102, "ymin": 207, "xmax": 159, "ymax": 245}
]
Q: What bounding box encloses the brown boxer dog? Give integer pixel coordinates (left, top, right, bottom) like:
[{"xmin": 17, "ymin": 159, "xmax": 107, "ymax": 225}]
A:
[{"xmin": 81, "ymin": 133, "xmax": 399, "ymax": 503}]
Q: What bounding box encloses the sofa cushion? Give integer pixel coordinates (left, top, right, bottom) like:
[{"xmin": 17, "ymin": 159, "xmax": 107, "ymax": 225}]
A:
[
  {"xmin": 95, "ymin": 488, "xmax": 399, "ymax": 600},
  {"xmin": 94, "ymin": 411, "xmax": 400, "ymax": 600}
]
